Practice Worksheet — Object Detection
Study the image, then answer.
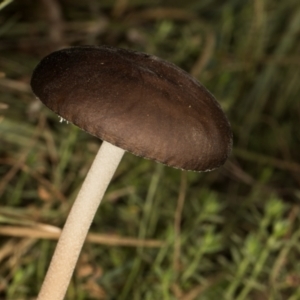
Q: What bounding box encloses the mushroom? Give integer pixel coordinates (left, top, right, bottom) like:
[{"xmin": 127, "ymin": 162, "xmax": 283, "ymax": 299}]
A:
[{"xmin": 31, "ymin": 45, "xmax": 232, "ymax": 300}]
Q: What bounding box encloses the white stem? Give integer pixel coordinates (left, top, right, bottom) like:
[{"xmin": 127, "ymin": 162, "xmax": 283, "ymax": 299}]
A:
[{"xmin": 37, "ymin": 141, "xmax": 125, "ymax": 300}]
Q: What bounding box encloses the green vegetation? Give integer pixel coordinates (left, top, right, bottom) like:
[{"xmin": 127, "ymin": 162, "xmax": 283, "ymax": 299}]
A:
[{"xmin": 1, "ymin": 0, "xmax": 300, "ymax": 299}]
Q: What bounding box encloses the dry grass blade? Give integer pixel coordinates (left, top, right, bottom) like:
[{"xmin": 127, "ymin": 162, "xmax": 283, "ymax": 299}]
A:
[
  {"xmin": 0, "ymin": 239, "xmax": 17, "ymax": 262},
  {"xmin": 0, "ymin": 117, "xmax": 44, "ymax": 198},
  {"xmin": 0, "ymin": 226, "xmax": 165, "ymax": 247},
  {"xmin": 0, "ymin": 158, "xmax": 67, "ymax": 202},
  {"xmin": 173, "ymin": 171, "xmax": 187, "ymax": 273},
  {"xmin": 0, "ymin": 0, "xmax": 13, "ymax": 10},
  {"xmin": 234, "ymin": 148, "xmax": 300, "ymax": 172},
  {"xmin": 126, "ymin": 8, "xmax": 196, "ymax": 22},
  {"xmin": 0, "ymin": 78, "xmax": 31, "ymax": 93},
  {"xmin": 179, "ymin": 275, "xmax": 223, "ymax": 300},
  {"xmin": 190, "ymin": 29, "xmax": 216, "ymax": 78},
  {"xmin": 41, "ymin": 0, "xmax": 65, "ymax": 50}
]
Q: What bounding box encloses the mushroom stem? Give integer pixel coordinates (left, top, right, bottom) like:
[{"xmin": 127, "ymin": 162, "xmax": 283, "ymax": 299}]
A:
[{"xmin": 37, "ymin": 141, "xmax": 125, "ymax": 300}]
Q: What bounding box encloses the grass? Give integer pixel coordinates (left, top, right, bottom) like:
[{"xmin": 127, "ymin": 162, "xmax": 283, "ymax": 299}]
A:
[{"xmin": 1, "ymin": 0, "xmax": 300, "ymax": 299}]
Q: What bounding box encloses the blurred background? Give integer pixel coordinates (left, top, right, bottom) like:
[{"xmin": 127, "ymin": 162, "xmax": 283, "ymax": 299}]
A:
[{"xmin": 1, "ymin": 0, "xmax": 300, "ymax": 299}]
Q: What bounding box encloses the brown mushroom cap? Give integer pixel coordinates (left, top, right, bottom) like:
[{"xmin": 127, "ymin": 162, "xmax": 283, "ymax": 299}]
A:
[{"xmin": 31, "ymin": 45, "xmax": 232, "ymax": 171}]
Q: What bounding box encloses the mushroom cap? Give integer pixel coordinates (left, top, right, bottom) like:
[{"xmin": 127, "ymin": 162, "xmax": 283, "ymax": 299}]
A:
[{"xmin": 31, "ymin": 45, "xmax": 232, "ymax": 171}]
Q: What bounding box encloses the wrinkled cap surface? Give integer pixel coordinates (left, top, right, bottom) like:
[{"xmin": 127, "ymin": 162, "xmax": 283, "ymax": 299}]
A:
[{"xmin": 31, "ymin": 45, "xmax": 232, "ymax": 171}]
